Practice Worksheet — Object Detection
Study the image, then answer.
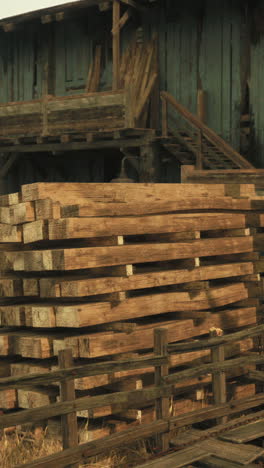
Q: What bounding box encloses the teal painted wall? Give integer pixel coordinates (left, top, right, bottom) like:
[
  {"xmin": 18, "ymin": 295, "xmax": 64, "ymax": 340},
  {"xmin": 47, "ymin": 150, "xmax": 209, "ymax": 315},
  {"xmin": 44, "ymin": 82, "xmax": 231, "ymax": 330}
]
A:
[
  {"xmin": 251, "ymin": 42, "xmax": 264, "ymax": 166},
  {"xmin": 0, "ymin": 24, "xmax": 42, "ymax": 102},
  {"xmin": 155, "ymin": 0, "xmax": 242, "ymax": 149}
]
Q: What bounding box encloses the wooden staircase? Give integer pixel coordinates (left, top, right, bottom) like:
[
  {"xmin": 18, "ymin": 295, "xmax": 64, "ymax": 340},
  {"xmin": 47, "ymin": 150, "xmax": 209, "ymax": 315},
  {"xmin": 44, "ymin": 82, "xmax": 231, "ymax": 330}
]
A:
[{"xmin": 160, "ymin": 91, "xmax": 255, "ymax": 171}]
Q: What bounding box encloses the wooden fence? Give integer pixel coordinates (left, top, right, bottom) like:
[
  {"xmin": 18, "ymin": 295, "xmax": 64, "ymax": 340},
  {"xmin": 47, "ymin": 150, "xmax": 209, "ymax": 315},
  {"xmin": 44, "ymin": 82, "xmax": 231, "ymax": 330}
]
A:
[{"xmin": 0, "ymin": 324, "xmax": 264, "ymax": 468}]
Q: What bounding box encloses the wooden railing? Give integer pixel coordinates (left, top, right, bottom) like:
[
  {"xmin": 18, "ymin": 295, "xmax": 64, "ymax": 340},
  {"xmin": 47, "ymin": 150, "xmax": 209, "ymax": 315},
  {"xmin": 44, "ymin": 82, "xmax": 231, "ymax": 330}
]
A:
[
  {"xmin": 0, "ymin": 324, "xmax": 264, "ymax": 468},
  {"xmin": 160, "ymin": 91, "xmax": 254, "ymax": 170}
]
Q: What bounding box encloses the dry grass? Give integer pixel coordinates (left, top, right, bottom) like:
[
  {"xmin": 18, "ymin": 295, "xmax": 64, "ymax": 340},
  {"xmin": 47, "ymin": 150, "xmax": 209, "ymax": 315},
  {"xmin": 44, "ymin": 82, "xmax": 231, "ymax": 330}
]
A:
[{"xmin": 0, "ymin": 429, "xmax": 153, "ymax": 468}]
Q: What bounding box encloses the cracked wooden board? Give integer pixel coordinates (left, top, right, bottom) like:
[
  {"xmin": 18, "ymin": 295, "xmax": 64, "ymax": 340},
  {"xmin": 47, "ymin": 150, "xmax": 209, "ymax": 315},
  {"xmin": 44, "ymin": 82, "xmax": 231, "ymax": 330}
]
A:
[
  {"xmin": 136, "ymin": 446, "xmax": 211, "ymax": 468},
  {"xmin": 219, "ymin": 419, "xmax": 264, "ymax": 444}
]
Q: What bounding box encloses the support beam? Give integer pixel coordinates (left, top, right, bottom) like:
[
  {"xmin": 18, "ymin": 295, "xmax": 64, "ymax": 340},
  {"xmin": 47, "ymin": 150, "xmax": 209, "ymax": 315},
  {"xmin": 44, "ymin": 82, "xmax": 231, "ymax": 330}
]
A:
[
  {"xmin": 58, "ymin": 349, "xmax": 78, "ymax": 468},
  {"xmin": 210, "ymin": 328, "xmax": 227, "ymax": 425},
  {"xmin": 139, "ymin": 141, "xmax": 160, "ymax": 182},
  {"xmin": 112, "ymin": 0, "xmax": 121, "ymax": 90},
  {"xmin": 112, "ymin": 7, "xmax": 132, "ymax": 34}
]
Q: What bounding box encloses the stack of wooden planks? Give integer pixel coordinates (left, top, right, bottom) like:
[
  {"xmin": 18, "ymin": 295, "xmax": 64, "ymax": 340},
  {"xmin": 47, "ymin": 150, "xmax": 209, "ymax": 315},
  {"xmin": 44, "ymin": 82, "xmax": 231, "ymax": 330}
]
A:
[{"xmin": 0, "ymin": 182, "xmax": 264, "ymax": 439}]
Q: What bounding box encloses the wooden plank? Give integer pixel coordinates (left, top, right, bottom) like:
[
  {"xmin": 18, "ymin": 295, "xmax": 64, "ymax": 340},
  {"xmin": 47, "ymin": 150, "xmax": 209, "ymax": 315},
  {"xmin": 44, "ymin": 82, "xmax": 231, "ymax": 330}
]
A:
[
  {"xmin": 41, "ymin": 284, "xmax": 250, "ymax": 328},
  {"xmin": 0, "ymin": 355, "xmax": 168, "ymax": 391},
  {"xmin": 58, "ymin": 349, "xmax": 78, "ymax": 468},
  {"xmin": 39, "ymin": 262, "xmax": 254, "ymax": 298},
  {"xmin": 14, "ymin": 237, "xmax": 254, "ymax": 271},
  {"xmin": 23, "ymin": 213, "xmax": 248, "ymax": 243},
  {"xmin": 170, "ymin": 410, "xmax": 264, "ymax": 447},
  {"xmin": 0, "ymin": 385, "xmax": 174, "ymax": 429},
  {"xmin": 168, "ymin": 323, "xmax": 264, "ymax": 354},
  {"xmin": 0, "ymin": 224, "xmax": 22, "ymax": 242},
  {"xmin": 197, "ymin": 456, "xmax": 257, "ymax": 468},
  {"xmin": 248, "ymin": 370, "xmax": 264, "ymax": 383},
  {"xmin": 20, "ymin": 182, "xmax": 256, "ymax": 203},
  {"xmin": 5, "ymin": 283, "xmax": 249, "ymax": 327},
  {"xmin": 54, "ymin": 307, "xmax": 257, "ymax": 358},
  {"xmin": 197, "ymin": 436, "xmax": 264, "ymax": 464},
  {"xmin": 0, "ymin": 305, "xmax": 254, "ymax": 360},
  {"xmin": 0, "ymin": 206, "xmax": 11, "ymax": 224},
  {"xmin": 0, "ymin": 192, "xmax": 20, "ymax": 207},
  {"xmin": 0, "ymin": 277, "xmax": 23, "ymax": 297},
  {"xmin": 219, "ymin": 419, "xmax": 264, "ymax": 444},
  {"xmin": 9, "ymin": 201, "xmax": 36, "ymax": 224},
  {"xmin": 136, "ymin": 447, "xmax": 211, "ymax": 468},
  {"xmin": 164, "ymin": 353, "xmax": 264, "ymax": 387}
]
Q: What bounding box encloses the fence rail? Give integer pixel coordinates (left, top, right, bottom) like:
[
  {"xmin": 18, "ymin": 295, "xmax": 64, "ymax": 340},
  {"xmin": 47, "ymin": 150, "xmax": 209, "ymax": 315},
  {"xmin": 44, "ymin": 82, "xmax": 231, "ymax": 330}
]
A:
[{"xmin": 0, "ymin": 323, "xmax": 263, "ymax": 468}]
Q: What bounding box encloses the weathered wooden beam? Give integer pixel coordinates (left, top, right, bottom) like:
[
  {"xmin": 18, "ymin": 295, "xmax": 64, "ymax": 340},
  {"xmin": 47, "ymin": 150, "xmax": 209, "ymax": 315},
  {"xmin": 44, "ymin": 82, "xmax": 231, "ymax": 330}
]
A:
[
  {"xmin": 24, "ymin": 212, "xmax": 249, "ymax": 242},
  {"xmin": 210, "ymin": 329, "xmax": 227, "ymax": 424},
  {"xmin": 0, "ymin": 138, "xmax": 145, "ymax": 153},
  {"xmin": 154, "ymin": 328, "xmax": 169, "ymax": 451},
  {"xmin": 0, "ymin": 356, "xmax": 168, "ymax": 391},
  {"xmin": 168, "ymin": 324, "xmax": 264, "ymax": 354},
  {"xmin": 164, "ymin": 355, "xmax": 264, "ymax": 385},
  {"xmin": 0, "ymin": 385, "xmax": 173, "ymax": 429},
  {"xmin": 111, "ymin": 7, "xmax": 132, "ymax": 34},
  {"xmin": 248, "ymin": 370, "xmax": 264, "ymax": 383},
  {"xmin": 14, "ymin": 237, "xmax": 254, "ymax": 271},
  {"xmin": 112, "ymin": 0, "xmax": 121, "ymax": 90},
  {"xmin": 139, "ymin": 141, "xmax": 160, "ymax": 182}
]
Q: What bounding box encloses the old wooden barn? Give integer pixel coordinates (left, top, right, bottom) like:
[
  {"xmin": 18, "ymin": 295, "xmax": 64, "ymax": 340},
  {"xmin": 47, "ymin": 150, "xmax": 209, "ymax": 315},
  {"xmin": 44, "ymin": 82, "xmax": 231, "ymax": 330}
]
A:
[
  {"xmin": 1, "ymin": 0, "xmax": 264, "ymax": 192},
  {"xmin": 0, "ymin": 2, "xmax": 264, "ymax": 466}
]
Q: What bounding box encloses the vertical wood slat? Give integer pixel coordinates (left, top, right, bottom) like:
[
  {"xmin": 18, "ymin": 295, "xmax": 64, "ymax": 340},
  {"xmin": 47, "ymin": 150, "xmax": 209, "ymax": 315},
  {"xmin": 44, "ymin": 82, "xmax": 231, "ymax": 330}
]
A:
[
  {"xmin": 161, "ymin": 97, "xmax": 168, "ymax": 136},
  {"xmin": 154, "ymin": 328, "xmax": 169, "ymax": 451},
  {"xmin": 112, "ymin": 0, "xmax": 121, "ymax": 90},
  {"xmin": 58, "ymin": 348, "xmax": 79, "ymax": 468},
  {"xmin": 197, "ymin": 89, "xmax": 206, "ymax": 124},
  {"xmin": 210, "ymin": 329, "xmax": 227, "ymax": 425}
]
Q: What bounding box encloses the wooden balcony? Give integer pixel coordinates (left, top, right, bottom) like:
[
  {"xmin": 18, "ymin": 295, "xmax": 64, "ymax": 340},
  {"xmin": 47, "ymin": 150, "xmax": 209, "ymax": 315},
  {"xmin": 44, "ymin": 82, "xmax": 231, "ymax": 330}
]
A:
[{"xmin": 0, "ymin": 90, "xmax": 135, "ymax": 140}]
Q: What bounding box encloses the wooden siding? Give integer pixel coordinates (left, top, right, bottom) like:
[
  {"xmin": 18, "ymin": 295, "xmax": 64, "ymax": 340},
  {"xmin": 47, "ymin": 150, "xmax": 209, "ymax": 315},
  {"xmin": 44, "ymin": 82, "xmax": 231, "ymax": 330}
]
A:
[
  {"xmin": 250, "ymin": 0, "xmax": 264, "ymax": 168},
  {"xmin": 155, "ymin": 0, "xmax": 242, "ymax": 149},
  {"xmin": 0, "ymin": 25, "xmax": 42, "ymax": 103}
]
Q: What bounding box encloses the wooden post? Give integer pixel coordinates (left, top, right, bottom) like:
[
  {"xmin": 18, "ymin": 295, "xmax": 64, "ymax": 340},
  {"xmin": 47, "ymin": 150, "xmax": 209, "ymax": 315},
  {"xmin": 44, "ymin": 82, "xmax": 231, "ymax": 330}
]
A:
[
  {"xmin": 139, "ymin": 140, "xmax": 160, "ymax": 182},
  {"xmin": 58, "ymin": 348, "xmax": 79, "ymax": 468},
  {"xmin": 181, "ymin": 164, "xmax": 195, "ymax": 183},
  {"xmin": 210, "ymin": 329, "xmax": 227, "ymax": 425},
  {"xmin": 154, "ymin": 328, "xmax": 170, "ymax": 451},
  {"xmin": 161, "ymin": 97, "xmax": 168, "ymax": 137},
  {"xmin": 112, "ymin": 0, "xmax": 120, "ymax": 90}
]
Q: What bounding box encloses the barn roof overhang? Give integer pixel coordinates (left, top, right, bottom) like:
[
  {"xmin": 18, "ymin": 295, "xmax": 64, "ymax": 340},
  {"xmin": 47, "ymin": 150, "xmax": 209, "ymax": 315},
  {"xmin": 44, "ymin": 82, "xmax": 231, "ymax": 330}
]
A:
[{"xmin": 0, "ymin": 0, "xmax": 156, "ymax": 32}]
